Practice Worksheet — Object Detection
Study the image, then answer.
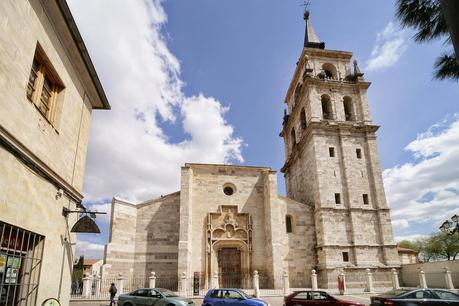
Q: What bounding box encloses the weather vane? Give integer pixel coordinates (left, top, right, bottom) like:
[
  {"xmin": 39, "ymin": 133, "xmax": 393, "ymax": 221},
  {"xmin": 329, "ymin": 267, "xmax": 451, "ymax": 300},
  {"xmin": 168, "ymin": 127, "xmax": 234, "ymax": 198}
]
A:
[{"xmin": 300, "ymin": 0, "xmax": 311, "ymax": 8}]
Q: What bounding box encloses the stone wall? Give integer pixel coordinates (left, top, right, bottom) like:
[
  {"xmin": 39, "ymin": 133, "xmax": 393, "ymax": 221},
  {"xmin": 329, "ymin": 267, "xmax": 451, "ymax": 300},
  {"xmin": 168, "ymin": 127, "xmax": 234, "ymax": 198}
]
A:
[
  {"xmin": 104, "ymin": 199, "xmax": 138, "ymax": 277},
  {"xmin": 400, "ymin": 260, "xmax": 459, "ymax": 288},
  {"xmin": 134, "ymin": 192, "xmax": 180, "ymax": 279},
  {"xmin": 279, "ymin": 196, "xmax": 317, "ymax": 287}
]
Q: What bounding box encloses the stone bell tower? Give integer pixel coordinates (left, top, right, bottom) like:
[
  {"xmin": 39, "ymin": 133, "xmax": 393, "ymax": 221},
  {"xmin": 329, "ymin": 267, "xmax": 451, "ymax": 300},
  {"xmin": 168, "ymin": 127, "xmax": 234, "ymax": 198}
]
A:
[{"xmin": 280, "ymin": 11, "xmax": 400, "ymax": 287}]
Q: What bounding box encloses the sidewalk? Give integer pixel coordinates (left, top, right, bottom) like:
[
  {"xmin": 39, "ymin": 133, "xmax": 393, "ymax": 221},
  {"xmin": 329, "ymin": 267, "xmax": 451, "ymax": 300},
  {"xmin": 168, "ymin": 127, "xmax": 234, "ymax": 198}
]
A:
[{"xmin": 70, "ymin": 294, "xmax": 372, "ymax": 306}]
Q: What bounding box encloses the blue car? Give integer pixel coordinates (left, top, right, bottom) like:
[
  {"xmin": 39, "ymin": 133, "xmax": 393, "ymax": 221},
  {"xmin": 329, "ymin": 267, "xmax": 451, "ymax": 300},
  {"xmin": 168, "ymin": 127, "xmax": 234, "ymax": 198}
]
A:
[{"xmin": 203, "ymin": 288, "xmax": 269, "ymax": 306}]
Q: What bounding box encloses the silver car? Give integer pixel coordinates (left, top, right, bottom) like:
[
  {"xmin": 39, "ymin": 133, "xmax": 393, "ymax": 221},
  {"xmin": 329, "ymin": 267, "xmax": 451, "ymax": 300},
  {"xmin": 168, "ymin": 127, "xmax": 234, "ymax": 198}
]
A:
[{"xmin": 118, "ymin": 288, "xmax": 194, "ymax": 306}]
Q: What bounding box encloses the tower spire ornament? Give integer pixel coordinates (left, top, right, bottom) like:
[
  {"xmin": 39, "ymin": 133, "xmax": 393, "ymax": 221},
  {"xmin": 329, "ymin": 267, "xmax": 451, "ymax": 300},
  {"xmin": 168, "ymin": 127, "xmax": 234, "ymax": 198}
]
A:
[{"xmin": 302, "ymin": 4, "xmax": 325, "ymax": 49}]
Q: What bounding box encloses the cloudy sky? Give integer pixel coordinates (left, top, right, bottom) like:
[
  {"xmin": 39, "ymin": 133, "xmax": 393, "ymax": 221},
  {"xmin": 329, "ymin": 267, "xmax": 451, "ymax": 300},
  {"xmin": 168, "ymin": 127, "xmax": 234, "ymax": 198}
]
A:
[{"xmin": 68, "ymin": 0, "xmax": 459, "ymax": 258}]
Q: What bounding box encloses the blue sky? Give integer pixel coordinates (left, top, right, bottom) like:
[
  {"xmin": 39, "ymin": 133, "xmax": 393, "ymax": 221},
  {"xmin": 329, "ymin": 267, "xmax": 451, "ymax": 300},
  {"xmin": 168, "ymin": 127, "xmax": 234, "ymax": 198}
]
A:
[{"xmin": 68, "ymin": 0, "xmax": 459, "ymax": 258}]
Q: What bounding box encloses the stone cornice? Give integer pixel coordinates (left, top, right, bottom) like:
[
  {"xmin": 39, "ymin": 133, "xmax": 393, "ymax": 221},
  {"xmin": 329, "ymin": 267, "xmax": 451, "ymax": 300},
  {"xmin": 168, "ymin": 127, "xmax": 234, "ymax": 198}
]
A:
[
  {"xmin": 281, "ymin": 121, "xmax": 379, "ymax": 174},
  {"xmin": 316, "ymin": 244, "xmax": 398, "ymax": 248},
  {"xmin": 313, "ymin": 207, "xmax": 391, "ymax": 213},
  {"xmin": 0, "ymin": 124, "xmax": 83, "ymax": 204},
  {"xmin": 184, "ymin": 163, "xmax": 274, "ymax": 173}
]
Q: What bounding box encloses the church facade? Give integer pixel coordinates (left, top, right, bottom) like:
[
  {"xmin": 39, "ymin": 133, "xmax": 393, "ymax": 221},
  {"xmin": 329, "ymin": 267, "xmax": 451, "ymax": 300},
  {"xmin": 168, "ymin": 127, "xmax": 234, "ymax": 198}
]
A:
[{"xmin": 102, "ymin": 12, "xmax": 400, "ymax": 289}]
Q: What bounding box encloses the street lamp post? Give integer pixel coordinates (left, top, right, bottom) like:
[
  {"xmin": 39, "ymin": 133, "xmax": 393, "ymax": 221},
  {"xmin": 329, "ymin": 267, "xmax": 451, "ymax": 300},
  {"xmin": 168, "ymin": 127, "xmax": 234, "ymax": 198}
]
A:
[{"xmin": 440, "ymin": 214, "xmax": 459, "ymax": 235}]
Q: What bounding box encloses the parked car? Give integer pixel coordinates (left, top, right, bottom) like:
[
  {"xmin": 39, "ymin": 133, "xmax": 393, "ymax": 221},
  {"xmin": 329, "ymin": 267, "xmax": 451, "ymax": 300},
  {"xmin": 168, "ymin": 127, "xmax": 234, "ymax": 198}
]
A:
[
  {"xmin": 284, "ymin": 290, "xmax": 364, "ymax": 306},
  {"xmin": 203, "ymin": 288, "xmax": 269, "ymax": 306},
  {"xmin": 118, "ymin": 288, "xmax": 194, "ymax": 306},
  {"xmin": 370, "ymin": 288, "xmax": 459, "ymax": 305}
]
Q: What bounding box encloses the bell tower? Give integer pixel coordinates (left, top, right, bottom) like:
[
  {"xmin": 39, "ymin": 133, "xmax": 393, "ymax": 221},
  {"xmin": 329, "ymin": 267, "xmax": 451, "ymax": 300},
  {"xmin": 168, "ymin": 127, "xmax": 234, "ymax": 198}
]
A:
[{"xmin": 280, "ymin": 11, "xmax": 400, "ymax": 286}]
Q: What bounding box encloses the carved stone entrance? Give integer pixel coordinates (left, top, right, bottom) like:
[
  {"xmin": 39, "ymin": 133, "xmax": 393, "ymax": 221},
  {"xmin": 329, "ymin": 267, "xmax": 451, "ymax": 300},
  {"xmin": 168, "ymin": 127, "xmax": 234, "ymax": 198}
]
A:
[
  {"xmin": 206, "ymin": 205, "xmax": 253, "ymax": 288},
  {"xmin": 218, "ymin": 248, "xmax": 241, "ymax": 287}
]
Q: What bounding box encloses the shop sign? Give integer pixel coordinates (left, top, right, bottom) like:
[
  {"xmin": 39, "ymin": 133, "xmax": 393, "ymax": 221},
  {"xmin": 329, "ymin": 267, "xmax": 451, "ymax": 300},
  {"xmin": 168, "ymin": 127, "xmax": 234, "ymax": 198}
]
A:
[
  {"xmin": 0, "ymin": 254, "xmax": 6, "ymax": 273},
  {"xmin": 193, "ymin": 272, "xmax": 200, "ymax": 296},
  {"xmin": 1, "ymin": 232, "xmax": 24, "ymax": 251},
  {"xmin": 4, "ymin": 256, "xmax": 21, "ymax": 284}
]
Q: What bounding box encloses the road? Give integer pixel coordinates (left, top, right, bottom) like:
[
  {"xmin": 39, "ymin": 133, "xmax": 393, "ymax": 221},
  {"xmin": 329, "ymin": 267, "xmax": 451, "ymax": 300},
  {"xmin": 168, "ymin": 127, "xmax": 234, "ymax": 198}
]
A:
[{"xmin": 70, "ymin": 294, "xmax": 372, "ymax": 306}]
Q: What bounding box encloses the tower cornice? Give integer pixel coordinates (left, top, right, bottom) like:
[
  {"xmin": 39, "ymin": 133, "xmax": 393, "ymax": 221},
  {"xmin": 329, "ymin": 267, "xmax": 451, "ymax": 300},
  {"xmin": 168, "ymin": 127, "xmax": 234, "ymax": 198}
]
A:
[{"xmin": 281, "ymin": 121, "xmax": 379, "ymax": 174}]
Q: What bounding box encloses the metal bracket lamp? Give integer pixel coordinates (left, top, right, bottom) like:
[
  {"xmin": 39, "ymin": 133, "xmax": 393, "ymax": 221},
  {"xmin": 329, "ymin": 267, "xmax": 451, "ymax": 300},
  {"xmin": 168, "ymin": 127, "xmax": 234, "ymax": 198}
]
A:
[
  {"xmin": 62, "ymin": 207, "xmax": 107, "ymax": 233},
  {"xmin": 439, "ymin": 214, "xmax": 459, "ymax": 235}
]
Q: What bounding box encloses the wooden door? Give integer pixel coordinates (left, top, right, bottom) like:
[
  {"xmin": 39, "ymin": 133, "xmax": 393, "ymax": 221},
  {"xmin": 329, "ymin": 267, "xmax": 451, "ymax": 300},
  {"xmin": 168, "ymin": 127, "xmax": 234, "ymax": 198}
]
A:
[{"xmin": 218, "ymin": 248, "xmax": 241, "ymax": 288}]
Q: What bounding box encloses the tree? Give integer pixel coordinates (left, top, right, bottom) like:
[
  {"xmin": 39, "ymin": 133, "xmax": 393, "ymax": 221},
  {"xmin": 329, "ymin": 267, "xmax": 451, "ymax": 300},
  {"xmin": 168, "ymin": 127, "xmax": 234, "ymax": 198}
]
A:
[
  {"xmin": 427, "ymin": 231, "xmax": 459, "ymax": 260},
  {"xmin": 398, "ymin": 239, "xmax": 422, "ymax": 251},
  {"xmin": 396, "ymin": 0, "xmax": 459, "ymax": 81}
]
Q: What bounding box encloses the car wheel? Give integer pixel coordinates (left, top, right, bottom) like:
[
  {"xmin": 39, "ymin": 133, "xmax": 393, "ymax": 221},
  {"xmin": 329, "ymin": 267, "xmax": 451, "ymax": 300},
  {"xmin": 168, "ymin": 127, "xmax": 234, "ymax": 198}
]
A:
[
  {"xmin": 123, "ymin": 303, "xmax": 132, "ymax": 306},
  {"xmin": 167, "ymin": 303, "xmax": 175, "ymax": 306}
]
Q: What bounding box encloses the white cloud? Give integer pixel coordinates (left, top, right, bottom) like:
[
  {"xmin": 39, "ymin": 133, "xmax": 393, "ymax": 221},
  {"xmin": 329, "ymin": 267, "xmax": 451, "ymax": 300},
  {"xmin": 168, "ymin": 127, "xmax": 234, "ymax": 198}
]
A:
[
  {"xmin": 67, "ymin": 0, "xmax": 243, "ymax": 203},
  {"xmin": 394, "ymin": 234, "xmax": 428, "ymax": 243},
  {"xmin": 366, "ymin": 22, "xmax": 408, "ymax": 72},
  {"xmin": 384, "ymin": 114, "xmax": 459, "ymax": 236},
  {"xmin": 75, "ymin": 239, "xmax": 105, "ymax": 259}
]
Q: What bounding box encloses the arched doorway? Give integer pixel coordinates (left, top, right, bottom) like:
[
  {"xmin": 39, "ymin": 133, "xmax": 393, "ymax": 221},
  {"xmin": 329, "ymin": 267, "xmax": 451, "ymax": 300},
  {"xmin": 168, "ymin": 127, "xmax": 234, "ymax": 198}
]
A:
[{"xmin": 218, "ymin": 247, "xmax": 241, "ymax": 287}]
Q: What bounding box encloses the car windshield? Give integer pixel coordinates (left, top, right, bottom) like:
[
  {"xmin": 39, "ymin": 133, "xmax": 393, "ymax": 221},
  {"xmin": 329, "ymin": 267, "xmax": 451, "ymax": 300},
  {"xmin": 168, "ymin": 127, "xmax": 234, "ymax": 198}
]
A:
[
  {"xmin": 238, "ymin": 290, "xmax": 251, "ymax": 299},
  {"xmin": 382, "ymin": 289, "xmax": 410, "ymax": 296},
  {"xmin": 157, "ymin": 288, "xmax": 178, "ymax": 297}
]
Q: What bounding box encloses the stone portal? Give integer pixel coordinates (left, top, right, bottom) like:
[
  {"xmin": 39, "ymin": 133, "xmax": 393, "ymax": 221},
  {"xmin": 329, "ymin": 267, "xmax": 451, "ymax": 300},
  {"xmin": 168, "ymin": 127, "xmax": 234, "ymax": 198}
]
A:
[{"xmin": 207, "ymin": 205, "xmax": 253, "ymax": 287}]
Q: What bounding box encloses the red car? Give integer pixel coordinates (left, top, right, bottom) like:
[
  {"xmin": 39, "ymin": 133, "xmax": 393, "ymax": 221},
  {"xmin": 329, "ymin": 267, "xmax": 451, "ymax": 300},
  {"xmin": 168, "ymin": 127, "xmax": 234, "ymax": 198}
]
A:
[{"xmin": 284, "ymin": 291, "xmax": 364, "ymax": 306}]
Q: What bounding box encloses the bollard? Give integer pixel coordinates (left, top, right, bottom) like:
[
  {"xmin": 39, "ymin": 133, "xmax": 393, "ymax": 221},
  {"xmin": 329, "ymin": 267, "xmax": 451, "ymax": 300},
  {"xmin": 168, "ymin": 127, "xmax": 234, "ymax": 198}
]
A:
[
  {"xmin": 419, "ymin": 269, "xmax": 427, "ymax": 288},
  {"xmin": 95, "ymin": 275, "xmax": 101, "ymax": 297},
  {"xmin": 311, "ymin": 270, "xmax": 318, "ymax": 291},
  {"xmin": 181, "ymin": 272, "xmax": 188, "ymax": 295},
  {"xmin": 82, "ymin": 275, "xmax": 92, "ymax": 298},
  {"xmin": 253, "ymin": 271, "xmax": 260, "ymax": 298},
  {"xmin": 365, "ymin": 269, "xmax": 374, "ymax": 293},
  {"xmin": 338, "ymin": 270, "xmax": 346, "ymax": 295},
  {"xmin": 211, "ymin": 271, "xmax": 219, "ymax": 289},
  {"xmin": 117, "ymin": 273, "xmax": 125, "ymax": 294},
  {"xmin": 283, "ymin": 270, "xmax": 290, "ymax": 296},
  {"xmin": 444, "ymin": 268, "xmax": 455, "ymax": 290},
  {"xmin": 149, "ymin": 271, "xmax": 156, "ymax": 288},
  {"xmin": 391, "ymin": 268, "xmax": 400, "ymax": 290}
]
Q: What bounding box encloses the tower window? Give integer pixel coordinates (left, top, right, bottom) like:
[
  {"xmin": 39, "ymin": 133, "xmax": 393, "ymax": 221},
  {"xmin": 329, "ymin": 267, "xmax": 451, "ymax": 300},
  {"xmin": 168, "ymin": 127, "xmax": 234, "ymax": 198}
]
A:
[
  {"xmin": 335, "ymin": 193, "xmax": 341, "ymax": 204},
  {"xmin": 322, "ymin": 63, "xmax": 338, "ymax": 80},
  {"xmin": 343, "ymin": 96, "xmax": 354, "ymax": 121},
  {"xmin": 342, "ymin": 252, "xmax": 349, "ymax": 262},
  {"xmin": 294, "ymin": 83, "xmax": 303, "ymax": 106},
  {"xmin": 363, "ymin": 194, "xmax": 369, "ymax": 204},
  {"xmin": 356, "ymin": 148, "xmax": 362, "ymax": 159},
  {"xmin": 286, "ymin": 215, "xmax": 293, "ymax": 233},
  {"xmin": 300, "ymin": 108, "xmax": 307, "ymax": 130},
  {"xmin": 290, "ymin": 128, "xmax": 296, "ymax": 148},
  {"xmin": 321, "ymin": 95, "xmax": 333, "ymax": 120},
  {"xmin": 329, "ymin": 147, "xmax": 335, "ymax": 157}
]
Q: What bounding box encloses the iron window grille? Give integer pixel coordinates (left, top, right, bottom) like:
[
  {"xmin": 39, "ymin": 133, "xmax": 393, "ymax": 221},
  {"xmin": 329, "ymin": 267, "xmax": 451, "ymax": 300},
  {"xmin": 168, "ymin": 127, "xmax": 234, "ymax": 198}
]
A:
[{"xmin": 0, "ymin": 221, "xmax": 45, "ymax": 306}]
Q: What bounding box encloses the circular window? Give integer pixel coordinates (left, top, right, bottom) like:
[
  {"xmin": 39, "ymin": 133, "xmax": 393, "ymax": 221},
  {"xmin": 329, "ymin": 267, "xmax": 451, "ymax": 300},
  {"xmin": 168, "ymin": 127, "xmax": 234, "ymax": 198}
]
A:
[
  {"xmin": 223, "ymin": 183, "xmax": 236, "ymax": 196},
  {"xmin": 223, "ymin": 186, "xmax": 234, "ymax": 196}
]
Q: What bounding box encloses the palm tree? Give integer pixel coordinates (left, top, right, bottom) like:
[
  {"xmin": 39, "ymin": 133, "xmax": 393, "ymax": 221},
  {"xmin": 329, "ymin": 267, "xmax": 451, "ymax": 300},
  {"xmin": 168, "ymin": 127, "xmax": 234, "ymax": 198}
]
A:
[{"xmin": 396, "ymin": 0, "xmax": 459, "ymax": 81}]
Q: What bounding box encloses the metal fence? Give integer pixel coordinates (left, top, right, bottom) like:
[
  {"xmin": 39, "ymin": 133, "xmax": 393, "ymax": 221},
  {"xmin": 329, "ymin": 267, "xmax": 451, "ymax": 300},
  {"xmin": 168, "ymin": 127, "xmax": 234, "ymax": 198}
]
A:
[{"xmin": 70, "ymin": 270, "xmax": 398, "ymax": 300}]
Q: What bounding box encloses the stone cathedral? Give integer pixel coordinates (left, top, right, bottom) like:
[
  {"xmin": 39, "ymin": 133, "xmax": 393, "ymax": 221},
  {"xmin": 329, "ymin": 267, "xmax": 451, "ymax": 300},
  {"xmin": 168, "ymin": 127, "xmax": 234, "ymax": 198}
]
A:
[{"xmin": 103, "ymin": 12, "xmax": 400, "ymax": 289}]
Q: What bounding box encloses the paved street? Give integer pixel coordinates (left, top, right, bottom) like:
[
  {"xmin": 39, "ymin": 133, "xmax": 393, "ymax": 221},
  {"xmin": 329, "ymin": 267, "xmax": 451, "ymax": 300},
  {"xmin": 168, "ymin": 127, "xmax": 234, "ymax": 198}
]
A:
[{"xmin": 70, "ymin": 294, "xmax": 372, "ymax": 306}]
